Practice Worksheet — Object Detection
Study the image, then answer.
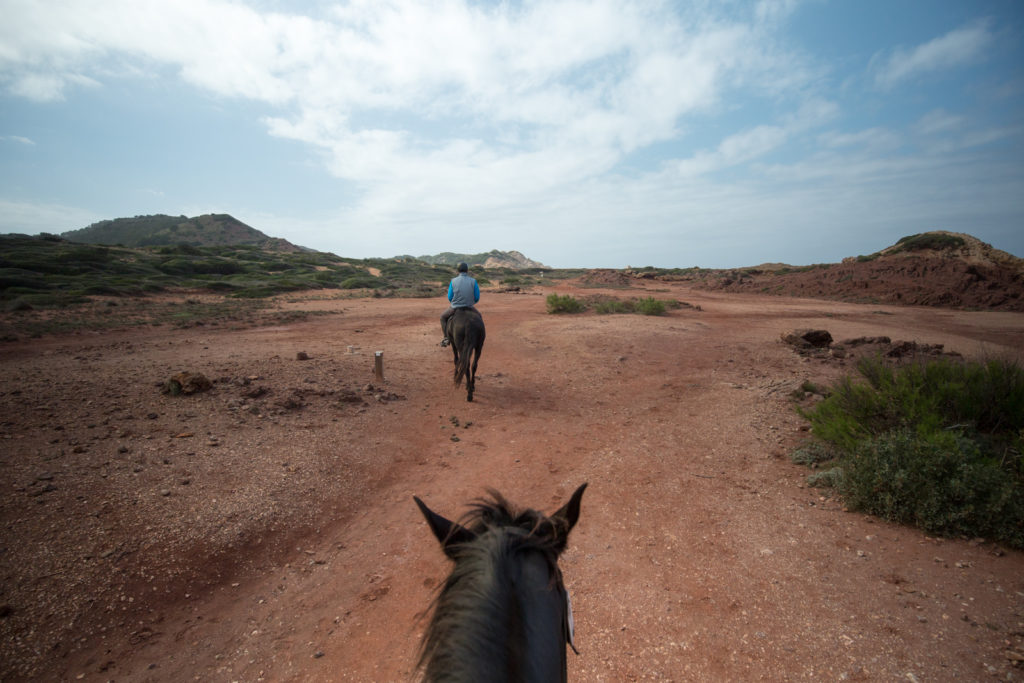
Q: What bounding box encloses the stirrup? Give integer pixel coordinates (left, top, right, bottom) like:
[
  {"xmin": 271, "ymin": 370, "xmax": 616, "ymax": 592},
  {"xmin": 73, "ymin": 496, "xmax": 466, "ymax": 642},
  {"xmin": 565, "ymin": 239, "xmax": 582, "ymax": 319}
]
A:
[{"xmin": 440, "ymin": 338, "xmax": 450, "ymax": 347}]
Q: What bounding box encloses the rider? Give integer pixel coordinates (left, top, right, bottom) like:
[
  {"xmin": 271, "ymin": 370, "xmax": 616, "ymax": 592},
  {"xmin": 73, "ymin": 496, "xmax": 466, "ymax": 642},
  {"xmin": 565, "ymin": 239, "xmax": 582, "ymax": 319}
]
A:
[{"xmin": 440, "ymin": 262, "xmax": 480, "ymax": 347}]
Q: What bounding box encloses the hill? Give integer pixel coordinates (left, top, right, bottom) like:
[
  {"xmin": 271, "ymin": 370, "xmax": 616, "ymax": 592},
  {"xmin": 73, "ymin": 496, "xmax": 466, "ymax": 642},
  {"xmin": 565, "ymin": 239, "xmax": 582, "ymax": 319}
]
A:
[
  {"xmin": 413, "ymin": 249, "xmax": 549, "ymax": 270},
  {"xmin": 0, "ymin": 234, "xmax": 462, "ymax": 312},
  {"xmin": 61, "ymin": 214, "xmax": 308, "ymax": 252},
  {"xmin": 641, "ymin": 231, "xmax": 1024, "ymax": 311}
]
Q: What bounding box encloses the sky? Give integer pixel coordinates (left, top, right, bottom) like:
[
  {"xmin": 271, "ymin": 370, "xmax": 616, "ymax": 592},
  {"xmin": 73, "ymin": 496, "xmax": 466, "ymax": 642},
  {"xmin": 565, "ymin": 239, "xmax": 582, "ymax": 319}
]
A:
[{"xmin": 1, "ymin": 0, "xmax": 1022, "ymax": 268}]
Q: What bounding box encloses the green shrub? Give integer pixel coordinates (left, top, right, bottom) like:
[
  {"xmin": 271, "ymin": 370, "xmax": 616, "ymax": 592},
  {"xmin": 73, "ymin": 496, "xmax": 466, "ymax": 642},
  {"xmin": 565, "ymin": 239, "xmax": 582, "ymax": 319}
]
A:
[
  {"xmin": 634, "ymin": 297, "xmax": 666, "ymax": 316},
  {"xmin": 794, "ymin": 356, "xmax": 1024, "ymax": 547},
  {"xmin": 839, "ymin": 431, "xmax": 1023, "ymax": 547},
  {"xmin": 807, "ymin": 467, "xmax": 844, "ymax": 489},
  {"xmin": 340, "ymin": 276, "xmax": 383, "ymax": 289},
  {"xmin": 789, "ymin": 441, "xmax": 837, "ymax": 467},
  {"xmin": 893, "ymin": 233, "xmax": 965, "ymax": 253},
  {"xmin": 546, "ymin": 293, "xmax": 585, "ymax": 314}
]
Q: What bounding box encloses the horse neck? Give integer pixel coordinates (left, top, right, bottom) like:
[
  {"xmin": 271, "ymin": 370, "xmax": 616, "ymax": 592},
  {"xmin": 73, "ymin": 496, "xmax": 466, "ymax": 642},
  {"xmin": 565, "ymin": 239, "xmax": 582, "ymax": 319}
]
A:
[{"xmin": 423, "ymin": 531, "xmax": 566, "ymax": 683}]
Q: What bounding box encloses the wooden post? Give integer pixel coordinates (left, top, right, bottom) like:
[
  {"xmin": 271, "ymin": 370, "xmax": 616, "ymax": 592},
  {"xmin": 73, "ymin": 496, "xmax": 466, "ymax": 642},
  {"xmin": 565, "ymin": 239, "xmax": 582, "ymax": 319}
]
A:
[{"xmin": 374, "ymin": 351, "xmax": 384, "ymax": 382}]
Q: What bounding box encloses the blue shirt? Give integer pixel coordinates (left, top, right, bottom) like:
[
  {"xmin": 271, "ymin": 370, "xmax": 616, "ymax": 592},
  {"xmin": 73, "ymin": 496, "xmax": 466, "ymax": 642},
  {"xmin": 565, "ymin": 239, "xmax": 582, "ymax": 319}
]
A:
[{"xmin": 448, "ymin": 273, "xmax": 480, "ymax": 308}]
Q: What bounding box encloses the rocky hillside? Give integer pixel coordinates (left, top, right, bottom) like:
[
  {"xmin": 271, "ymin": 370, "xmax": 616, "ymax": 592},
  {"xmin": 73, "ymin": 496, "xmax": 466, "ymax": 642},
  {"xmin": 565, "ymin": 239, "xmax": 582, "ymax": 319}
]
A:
[
  {"xmin": 414, "ymin": 249, "xmax": 548, "ymax": 270},
  {"xmin": 643, "ymin": 232, "xmax": 1024, "ymax": 311},
  {"xmin": 62, "ymin": 214, "xmax": 308, "ymax": 252}
]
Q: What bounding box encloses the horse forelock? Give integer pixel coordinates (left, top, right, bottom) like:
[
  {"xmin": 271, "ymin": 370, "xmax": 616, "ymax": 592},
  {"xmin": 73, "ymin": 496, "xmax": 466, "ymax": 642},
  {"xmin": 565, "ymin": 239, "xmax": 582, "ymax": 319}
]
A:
[
  {"xmin": 463, "ymin": 491, "xmax": 571, "ymax": 554},
  {"xmin": 418, "ymin": 495, "xmax": 568, "ymax": 681}
]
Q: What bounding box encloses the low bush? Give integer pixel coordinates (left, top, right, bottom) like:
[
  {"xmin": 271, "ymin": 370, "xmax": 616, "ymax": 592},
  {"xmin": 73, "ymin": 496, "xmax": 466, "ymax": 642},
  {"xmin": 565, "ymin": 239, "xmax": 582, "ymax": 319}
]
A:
[
  {"xmin": 840, "ymin": 430, "xmax": 1022, "ymax": 547},
  {"xmin": 546, "ymin": 293, "xmax": 585, "ymax": 314},
  {"xmin": 793, "ymin": 355, "xmax": 1024, "ymax": 547},
  {"xmin": 340, "ymin": 276, "xmax": 384, "ymax": 290},
  {"xmin": 893, "ymin": 233, "xmax": 966, "ymax": 253},
  {"xmin": 635, "ymin": 297, "xmax": 666, "ymax": 316}
]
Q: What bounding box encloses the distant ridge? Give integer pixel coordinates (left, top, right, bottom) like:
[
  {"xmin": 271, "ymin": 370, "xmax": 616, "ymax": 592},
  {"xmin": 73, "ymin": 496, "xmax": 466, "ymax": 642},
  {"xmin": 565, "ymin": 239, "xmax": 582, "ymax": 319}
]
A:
[
  {"xmin": 682, "ymin": 231, "xmax": 1024, "ymax": 311},
  {"xmin": 62, "ymin": 214, "xmax": 309, "ymax": 253},
  {"xmin": 413, "ymin": 249, "xmax": 548, "ymax": 270}
]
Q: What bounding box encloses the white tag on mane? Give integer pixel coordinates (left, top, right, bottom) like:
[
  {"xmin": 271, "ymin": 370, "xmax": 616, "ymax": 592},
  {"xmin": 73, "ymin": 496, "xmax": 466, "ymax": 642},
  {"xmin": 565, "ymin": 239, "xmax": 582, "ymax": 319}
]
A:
[{"xmin": 566, "ymin": 589, "xmax": 578, "ymax": 654}]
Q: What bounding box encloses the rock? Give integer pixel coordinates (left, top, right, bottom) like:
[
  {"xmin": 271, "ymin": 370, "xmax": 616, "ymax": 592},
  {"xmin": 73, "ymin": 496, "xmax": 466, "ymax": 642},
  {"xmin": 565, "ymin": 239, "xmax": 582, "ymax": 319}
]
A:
[
  {"xmin": 336, "ymin": 390, "xmax": 363, "ymax": 404},
  {"xmin": 163, "ymin": 372, "xmax": 213, "ymax": 396},
  {"xmin": 798, "ymin": 329, "xmax": 833, "ymax": 348},
  {"xmin": 242, "ymin": 386, "xmax": 268, "ymax": 399},
  {"xmin": 296, "ymin": 351, "xmax": 309, "ymax": 360},
  {"xmin": 842, "ymin": 336, "xmax": 891, "ymax": 347},
  {"xmin": 276, "ymin": 393, "xmax": 305, "ymax": 411}
]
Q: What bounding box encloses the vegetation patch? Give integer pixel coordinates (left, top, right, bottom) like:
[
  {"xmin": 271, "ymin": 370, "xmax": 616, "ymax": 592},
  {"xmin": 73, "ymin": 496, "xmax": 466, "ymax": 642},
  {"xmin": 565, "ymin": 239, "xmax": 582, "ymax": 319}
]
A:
[
  {"xmin": 793, "ymin": 355, "xmax": 1024, "ymax": 547},
  {"xmin": 548, "ymin": 294, "xmax": 688, "ymax": 316},
  {"xmin": 634, "ymin": 297, "xmax": 666, "ymax": 316},
  {"xmin": 546, "ymin": 293, "xmax": 586, "ymax": 314},
  {"xmin": 892, "ymin": 233, "xmax": 966, "ymax": 253}
]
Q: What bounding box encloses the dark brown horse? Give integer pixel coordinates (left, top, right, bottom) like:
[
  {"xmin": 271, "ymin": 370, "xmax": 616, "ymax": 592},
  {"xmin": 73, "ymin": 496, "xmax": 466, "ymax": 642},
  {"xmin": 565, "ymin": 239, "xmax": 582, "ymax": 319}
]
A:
[
  {"xmin": 445, "ymin": 307, "xmax": 485, "ymax": 401},
  {"xmin": 414, "ymin": 484, "xmax": 587, "ymax": 682}
]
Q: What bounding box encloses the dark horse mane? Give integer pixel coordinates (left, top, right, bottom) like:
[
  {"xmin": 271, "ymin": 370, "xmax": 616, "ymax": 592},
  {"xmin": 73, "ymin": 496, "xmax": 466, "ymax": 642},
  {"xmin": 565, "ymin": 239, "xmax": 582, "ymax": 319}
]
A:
[{"xmin": 417, "ymin": 490, "xmax": 577, "ymax": 681}]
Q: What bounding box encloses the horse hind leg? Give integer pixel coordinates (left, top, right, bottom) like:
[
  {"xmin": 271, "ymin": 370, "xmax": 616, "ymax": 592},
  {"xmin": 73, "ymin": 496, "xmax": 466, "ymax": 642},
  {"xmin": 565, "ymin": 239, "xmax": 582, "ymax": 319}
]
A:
[{"xmin": 467, "ymin": 347, "xmax": 481, "ymax": 401}]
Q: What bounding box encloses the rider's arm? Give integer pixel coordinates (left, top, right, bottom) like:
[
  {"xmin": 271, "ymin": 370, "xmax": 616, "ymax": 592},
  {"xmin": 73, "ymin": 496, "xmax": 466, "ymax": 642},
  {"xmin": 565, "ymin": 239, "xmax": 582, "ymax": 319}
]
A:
[
  {"xmin": 473, "ymin": 281, "xmax": 480, "ymax": 303},
  {"xmin": 448, "ymin": 281, "xmax": 454, "ymax": 302}
]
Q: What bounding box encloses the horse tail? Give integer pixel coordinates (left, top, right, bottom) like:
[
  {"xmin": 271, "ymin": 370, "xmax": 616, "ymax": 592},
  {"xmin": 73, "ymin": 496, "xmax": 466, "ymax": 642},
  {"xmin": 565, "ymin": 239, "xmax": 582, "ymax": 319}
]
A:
[{"xmin": 453, "ymin": 335, "xmax": 473, "ymax": 388}]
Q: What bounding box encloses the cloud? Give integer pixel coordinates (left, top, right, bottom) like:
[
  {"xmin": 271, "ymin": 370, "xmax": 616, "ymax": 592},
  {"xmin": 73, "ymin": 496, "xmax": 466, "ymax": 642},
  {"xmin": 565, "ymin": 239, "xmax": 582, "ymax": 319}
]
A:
[
  {"xmin": 2, "ymin": 2, "xmax": 1019, "ymax": 266},
  {"xmin": 0, "ymin": 1, "xmax": 804, "ymax": 212},
  {"xmin": 817, "ymin": 127, "xmax": 902, "ymax": 152},
  {"xmin": 873, "ymin": 19, "xmax": 993, "ymax": 89},
  {"xmin": 914, "ymin": 109, "xmax": 966, "ymax": 136},
  {"xmin": 2, "ymin": 135, "xmax": 36, "ymax": 145}
]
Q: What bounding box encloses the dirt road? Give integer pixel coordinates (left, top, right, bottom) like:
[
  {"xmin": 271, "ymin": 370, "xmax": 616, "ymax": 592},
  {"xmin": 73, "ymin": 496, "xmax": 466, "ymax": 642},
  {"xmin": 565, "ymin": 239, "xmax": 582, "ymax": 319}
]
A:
[{"xmin": 1, "ymin": 283, "xmax": 1022, "ymax": 681}]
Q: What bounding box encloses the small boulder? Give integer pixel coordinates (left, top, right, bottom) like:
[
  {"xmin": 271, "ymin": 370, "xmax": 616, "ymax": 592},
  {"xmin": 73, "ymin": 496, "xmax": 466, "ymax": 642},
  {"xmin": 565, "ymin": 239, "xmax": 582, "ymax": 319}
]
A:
[
  {"xmin": 163, "ymin": 372, "xmax": 213, "ymax": 396},
  {"xmin": 782, "ymin": 329, "xmax": 833, "ymax": 349}
]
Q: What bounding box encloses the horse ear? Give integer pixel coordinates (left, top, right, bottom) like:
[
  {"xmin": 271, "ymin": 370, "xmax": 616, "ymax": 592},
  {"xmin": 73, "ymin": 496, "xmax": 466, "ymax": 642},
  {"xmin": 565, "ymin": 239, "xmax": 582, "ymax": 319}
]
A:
[
  {"xmin": 414, "ymin": 496, "xmax": 475, "ymax": 557},
  {"xmin": 551, "ymin": 483, "xmax": 587, "ymax": 534}
]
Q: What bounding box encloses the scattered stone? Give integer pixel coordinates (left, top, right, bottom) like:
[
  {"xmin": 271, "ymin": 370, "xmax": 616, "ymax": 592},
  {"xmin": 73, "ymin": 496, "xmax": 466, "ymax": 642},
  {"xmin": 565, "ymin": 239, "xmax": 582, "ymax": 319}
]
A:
[
  {"xmin": 781, "ymin": 329, "xmax": 833, "ymax": 348},
  {"xmin": 242, "ymin": 386, "xmax": 268, "ymax": 399},
  {"xmin": 276, "ymin": 393, "xmax": 305, "ymax": 411},
  {"xmin": 28, "ymin": 483, "xmax": 56, "ymax": 497},
  {"xmin": 296, "ymin": 351, "xmax": 309, "ymax": 360},
  {"xmin": 843, "ymin": 336, "xmax": 892, "ymax": 347},
  {"xmin": 163, "ymin": 372, "xmax": 213, "ymax": 396}
]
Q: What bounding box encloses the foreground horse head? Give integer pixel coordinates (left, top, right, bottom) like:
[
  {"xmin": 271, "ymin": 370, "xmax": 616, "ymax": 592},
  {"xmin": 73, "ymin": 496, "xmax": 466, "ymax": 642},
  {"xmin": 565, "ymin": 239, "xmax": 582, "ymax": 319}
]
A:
[
  {"xmin": 414, "ymin": 483, "xmax": 587, "ymax": 682},
  {"xmin": 446, "ymin": 307, "xmax": 485, "ymax": 401}
]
